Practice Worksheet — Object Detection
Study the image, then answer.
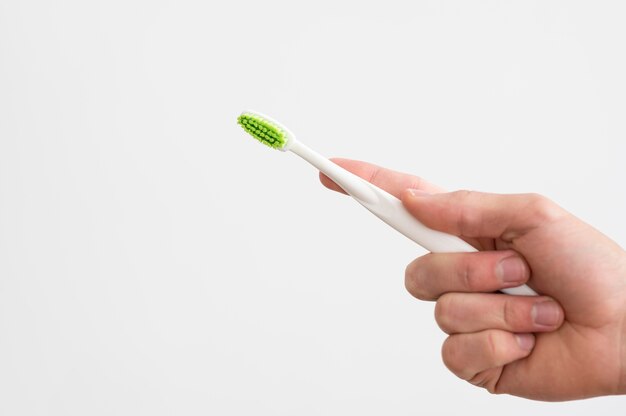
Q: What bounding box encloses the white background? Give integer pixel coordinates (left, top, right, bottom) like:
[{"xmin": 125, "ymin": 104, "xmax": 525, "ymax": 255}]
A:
[{"xmin": 1, "ymin": 0, "xmax": 625, "ymax": 414}]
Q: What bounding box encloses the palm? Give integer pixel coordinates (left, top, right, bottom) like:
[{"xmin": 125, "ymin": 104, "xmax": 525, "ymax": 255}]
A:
[{"xmin": 494, "ymin": 217, "xmax": 626, "ymax": 399}]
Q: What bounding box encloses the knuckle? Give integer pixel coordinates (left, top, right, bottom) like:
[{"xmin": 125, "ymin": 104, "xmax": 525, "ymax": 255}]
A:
[
  {"xmin": 468, "ymin": 372, "xmax": 489, "ymax": 388},
  {"xmin": 483, "ymin": 381, "xmax": 498, "ymax": 395},
  {"xmin": 457, "ymin": 255, "xmax": 480, "ymax": 292},
  {"xmin": 468, "ymin": 369, "xmax": 501, "ymax": 394},
  {"xmin": 453, "ymin": 190, "xmax": 479, "ymax": 236},
  {"xmin": 367, "ymin": 167, "xmax": 381, "ymax": 186},
  {"xmin": 409, "ymin": 176, "xmax": 424, "ymax": 190},
  {"xmin": 526, "ymin": 193, "xmax": 563, "ymax": 223},
  {"xmin": 485, "ymin": 331, "xmax": 505, "ymax": 360},
  {"xmin": 491, "ymin": 383, "xmax": 507, "ymax": 395},
  {"xmin": 501, "ymin": 298, "xmax": 518, "ymax": 330},
  {"xmin": 453, "ymin": 189, "xmax": 474, "ymax": 200}
]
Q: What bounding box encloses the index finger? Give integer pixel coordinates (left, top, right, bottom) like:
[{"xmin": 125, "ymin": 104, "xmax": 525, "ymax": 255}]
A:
[{"xmin": 319, "ymin": 158, "xmax": 445, "ymax": 198}]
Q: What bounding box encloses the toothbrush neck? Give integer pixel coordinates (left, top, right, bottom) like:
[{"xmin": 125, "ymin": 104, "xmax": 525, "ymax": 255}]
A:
[{"xmin": 289, "ymin": 140, "xmax": 379, "ymax": 204}]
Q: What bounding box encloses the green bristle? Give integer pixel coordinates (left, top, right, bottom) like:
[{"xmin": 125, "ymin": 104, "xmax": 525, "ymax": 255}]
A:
[{"xmin": 237, "ymin": 113, "xmax": 287, "ymax": 150}]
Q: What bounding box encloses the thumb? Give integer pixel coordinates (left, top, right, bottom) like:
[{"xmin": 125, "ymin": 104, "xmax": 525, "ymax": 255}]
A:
[{"xmin": 400, "ymin": 189, "xmax": 565, "ymax": 240}]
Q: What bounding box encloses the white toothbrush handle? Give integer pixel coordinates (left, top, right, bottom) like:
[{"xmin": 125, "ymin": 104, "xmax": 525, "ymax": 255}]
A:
[{"xmin": 289, "ymin": 141, "xmax": 537, "ymax": 297}]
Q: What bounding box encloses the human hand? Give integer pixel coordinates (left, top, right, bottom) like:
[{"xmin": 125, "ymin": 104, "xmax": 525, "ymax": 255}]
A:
[{"xmin": 320, "ymin": 158, "xmax": 626, "ymax": 401}]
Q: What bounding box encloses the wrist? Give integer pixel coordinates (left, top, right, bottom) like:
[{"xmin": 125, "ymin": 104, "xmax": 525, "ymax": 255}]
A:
[{"xmin": 615, "ymin": 316, "xmax": 626, "ymax": 394}]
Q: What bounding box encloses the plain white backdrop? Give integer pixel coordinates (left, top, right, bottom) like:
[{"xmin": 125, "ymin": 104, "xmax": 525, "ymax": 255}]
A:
[{"xmin": 1, "ymin": 0, "xmax": 625, "ymax": 414}]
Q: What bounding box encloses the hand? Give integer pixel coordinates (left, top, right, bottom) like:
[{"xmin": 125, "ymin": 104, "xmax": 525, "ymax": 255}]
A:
[{"xmin": 320, "ymin": 158, "xmax": 626, "ymax": 401}]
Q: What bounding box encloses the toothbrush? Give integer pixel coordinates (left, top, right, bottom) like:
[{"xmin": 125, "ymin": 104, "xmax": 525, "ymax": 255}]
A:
[{"xmin": 238, "ymin": 110, "xmax": 537, "ymax": 296}]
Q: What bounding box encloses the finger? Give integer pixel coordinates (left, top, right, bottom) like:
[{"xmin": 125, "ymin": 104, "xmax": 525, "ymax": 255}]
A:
[
  {"xmin": 466, "ymin": 367, "xmax": 504, "ymax": 393},
  {"xmin": 435, "ymin": 293, "xmax": 564, "ymax": 334},
  {"xmin": 405, "ymin": 250, "xmax": 529, "ymax": 300},
  {"xmin": 401, "ymin": 189, "xmax": 566, "ymax": 240},
  {"xmin": 319, "ymin": 158, "xmax": 444, "ymax": 198},
  {"xmin": 321, "ymin": 160, "xmax": 489, "ymax": 250},
  {"xmin": 442, "ymin": 330, "xmax": 535, "ymax": 381}
]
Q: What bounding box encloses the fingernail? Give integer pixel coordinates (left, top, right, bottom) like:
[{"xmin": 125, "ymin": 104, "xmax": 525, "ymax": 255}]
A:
[
  {"xmin": 516, "ymin": 333, "xmax": 535, "ymax": 351},
  {"xmin": 497, "ymin": 256, "xmax": 526, "ymax": 284},
  {"xmin": 532, "ymin": 301, "xmax": 561, "ymax": 327}
]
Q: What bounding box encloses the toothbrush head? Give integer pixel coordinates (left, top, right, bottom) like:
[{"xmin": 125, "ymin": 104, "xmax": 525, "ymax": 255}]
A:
[{"xmin": 237, "ymin": 111, "xmax": 293, "ymax": 151}]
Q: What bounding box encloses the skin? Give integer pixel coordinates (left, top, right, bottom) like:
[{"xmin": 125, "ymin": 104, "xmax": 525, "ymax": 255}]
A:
[{"xmin": 319, "ymin": 158, "xmax": 626, "ymax": 401}]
